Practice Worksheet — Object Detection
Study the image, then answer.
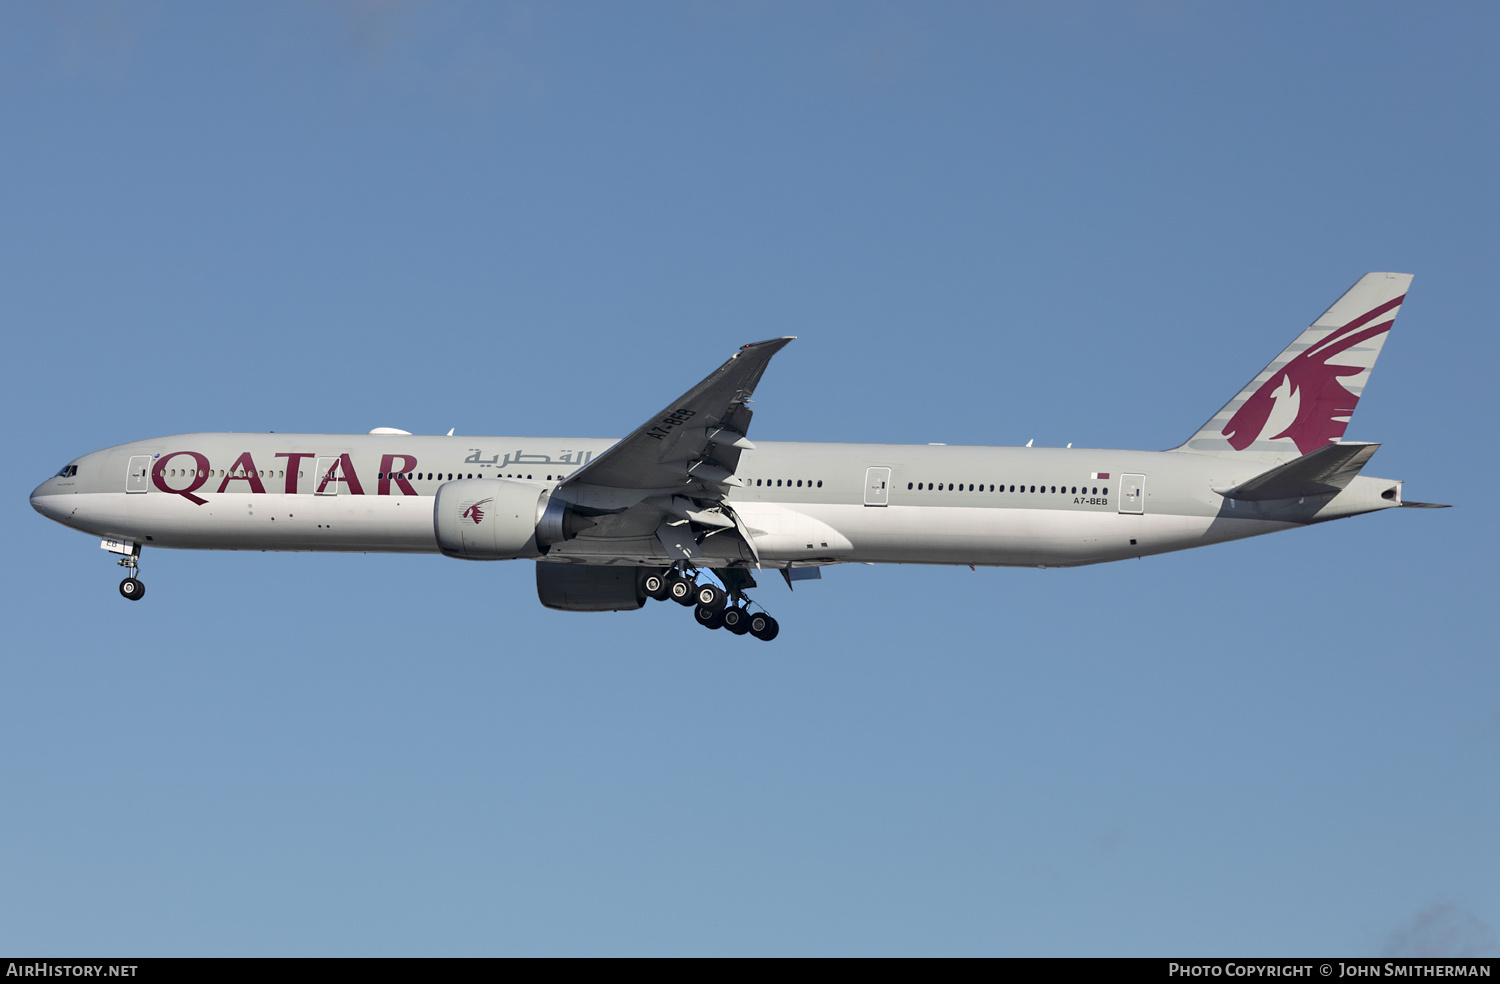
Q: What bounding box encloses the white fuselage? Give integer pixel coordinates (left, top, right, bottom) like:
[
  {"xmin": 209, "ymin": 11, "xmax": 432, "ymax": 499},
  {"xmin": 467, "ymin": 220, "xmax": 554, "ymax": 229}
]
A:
[{"xmin": 30, "ymin": 432, "xmax": 1404, "ymax": 570}]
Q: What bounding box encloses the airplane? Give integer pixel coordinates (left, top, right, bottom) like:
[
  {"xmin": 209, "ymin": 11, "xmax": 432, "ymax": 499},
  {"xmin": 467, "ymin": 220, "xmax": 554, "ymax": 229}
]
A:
[{"xmin": 30, "ymin": 272, "xmax": 1446, "ymax": 641}]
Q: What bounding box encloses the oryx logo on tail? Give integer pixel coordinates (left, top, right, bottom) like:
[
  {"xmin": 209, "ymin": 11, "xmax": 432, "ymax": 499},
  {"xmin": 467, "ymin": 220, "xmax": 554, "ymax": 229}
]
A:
[
  {"xmin": 1222, "ymin": 294, "xmax": 1404, "ymax": 454},
  {"xmin": 1174, "ymin": 273, "xmax": 1412, "ymax": 459}
]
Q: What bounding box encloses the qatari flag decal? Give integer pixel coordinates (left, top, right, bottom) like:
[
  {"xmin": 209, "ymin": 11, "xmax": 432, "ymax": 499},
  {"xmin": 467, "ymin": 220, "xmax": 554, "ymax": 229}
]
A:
[{"xmin": 1091, "ymin": 472, "xmax": 1110, "ymax": 480}]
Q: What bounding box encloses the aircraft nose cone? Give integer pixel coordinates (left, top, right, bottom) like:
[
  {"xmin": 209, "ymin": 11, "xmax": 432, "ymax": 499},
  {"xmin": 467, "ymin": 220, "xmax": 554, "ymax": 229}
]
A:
[{"xmin": 30, "ymin": 481, "xmax": 67, "ymax": 522}]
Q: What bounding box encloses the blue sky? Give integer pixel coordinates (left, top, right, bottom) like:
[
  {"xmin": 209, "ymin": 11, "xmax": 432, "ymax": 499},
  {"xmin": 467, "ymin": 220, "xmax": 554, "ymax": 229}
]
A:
[{"xmin": 3, "ymin": 1, "xmax": 1496, "ymax": 956}]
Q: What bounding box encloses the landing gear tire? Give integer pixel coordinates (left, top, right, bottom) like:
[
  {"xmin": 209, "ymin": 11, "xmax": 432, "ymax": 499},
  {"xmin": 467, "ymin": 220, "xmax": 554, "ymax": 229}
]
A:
[
  {"xmin": 748, "ymin": 613, "xmax": 779, "ymax": 641},
  {"xmin": 694, "ymin": 583, "xmax": 727, "ymax": 613},
  {"xmin": 722, "ymin": 606, "xmax": 751, "ymax": 635},
  {"xmin": 667, "ymin": 573, "xmax": 697, "ymax": 606},
  {"xmin": 643, "ymin": 570, "xmax": 672, "ymax": 601},
  {"xmin": 119, "ymin": 577, "xmax": 145, "ymax": 601},
  {"xmin": 695, "ymin": 604, "xmax": 725, "ymax": 630}
]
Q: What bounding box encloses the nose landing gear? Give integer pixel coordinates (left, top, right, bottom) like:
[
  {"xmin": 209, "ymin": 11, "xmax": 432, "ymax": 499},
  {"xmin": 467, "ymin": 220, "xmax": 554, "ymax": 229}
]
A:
[{"xmin": 106, "ymin": 540, "xmax": 146, "ymax": 601}]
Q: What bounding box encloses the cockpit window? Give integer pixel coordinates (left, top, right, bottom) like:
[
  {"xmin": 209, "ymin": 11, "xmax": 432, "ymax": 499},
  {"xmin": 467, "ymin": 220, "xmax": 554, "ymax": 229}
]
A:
[{"xmin": 56, "ymin": 464, "xmax": 77, "ymax": 478}]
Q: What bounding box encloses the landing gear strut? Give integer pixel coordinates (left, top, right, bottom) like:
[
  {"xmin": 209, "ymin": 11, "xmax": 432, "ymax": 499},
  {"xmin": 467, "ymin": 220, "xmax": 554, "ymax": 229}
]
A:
[{"xmin": 115, "ymin": 545, "xmax": 145, "ymax": 601}]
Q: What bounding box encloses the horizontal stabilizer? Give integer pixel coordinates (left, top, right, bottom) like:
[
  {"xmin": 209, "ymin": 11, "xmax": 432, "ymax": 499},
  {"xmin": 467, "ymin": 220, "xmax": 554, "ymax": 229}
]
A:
[
  {"xmin": 1215, "ymin": 441, "xmax": 1380, "ymax": 501},
  {"xmin": 1400, "ymin": 500, "xmax": 1451, "ymax": 508}
]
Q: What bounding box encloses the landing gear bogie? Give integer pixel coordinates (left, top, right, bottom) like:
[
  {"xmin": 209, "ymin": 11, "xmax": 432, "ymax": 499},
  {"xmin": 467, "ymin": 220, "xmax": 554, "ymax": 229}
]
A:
[
  {"xmin": 643, "ymin": 569, "xmax": 672, "ymax": 601},
  {"xmin": 721, "ymin": 606, "xmax": 751, "ymax": 635},
  {"xmin": 666, "ymin": 572, "xmax": 697, "ymax": 606},
  {"xmin": 694, "ymin": 604, "xmax": 725, "ymax": 630},
  {"xmin": 748, "ymin": 613, "xmax": 779, "ymax": 641},
  {"xmin": 694, "ymin": 583, "xmax": 726, "ymax": 613},
  {"xmin": 661, "ymin": 567, "xmax": 781, "ymax": 640}
]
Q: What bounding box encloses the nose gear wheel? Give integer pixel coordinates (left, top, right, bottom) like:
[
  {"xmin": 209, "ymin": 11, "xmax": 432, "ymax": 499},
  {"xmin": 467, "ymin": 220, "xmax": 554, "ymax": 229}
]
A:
[{"xmin": 114, "ymin": 546, "xmax": 146, "ymax": 601}]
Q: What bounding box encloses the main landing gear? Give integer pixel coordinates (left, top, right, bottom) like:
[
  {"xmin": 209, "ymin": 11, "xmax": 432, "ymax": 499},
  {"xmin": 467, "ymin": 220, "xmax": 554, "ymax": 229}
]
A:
[
  {"xmin": 115, "ymin": 545, "xmax": 146, "ymax": 601},
  {"xmin": 643, "ymin": 565, "xmax": 779, "ymax": 641}
]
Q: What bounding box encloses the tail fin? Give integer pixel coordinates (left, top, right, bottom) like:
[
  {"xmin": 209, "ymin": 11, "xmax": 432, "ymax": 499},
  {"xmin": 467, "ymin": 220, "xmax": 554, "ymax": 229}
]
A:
[{"xmin": 1174, "ymin": 272, "xmax": 1413, "ymax": 460}]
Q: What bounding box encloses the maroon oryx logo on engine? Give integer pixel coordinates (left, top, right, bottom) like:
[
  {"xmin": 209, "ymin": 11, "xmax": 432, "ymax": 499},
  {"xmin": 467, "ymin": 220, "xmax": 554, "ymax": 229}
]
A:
[{"xmin": 462, "ymin": 498, "xmax": 493, "ymax": 525}]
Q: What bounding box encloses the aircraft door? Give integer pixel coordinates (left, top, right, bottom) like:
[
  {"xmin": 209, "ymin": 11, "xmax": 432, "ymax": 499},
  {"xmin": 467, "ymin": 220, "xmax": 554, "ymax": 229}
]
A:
[
  {"xmin": 1118, "ymin": 473, "xmax": 1145, "ymax": 514},
  {"xmin": 126, "ymin": 455, "xmax": 151, "ymax": 493},
  {"xmin": 315, "ymin": 456, "xmax": 341, "ymax": 495},
  {"xmin": 864, "ymin": 466, "xmax": 891, "ymax": 506}
]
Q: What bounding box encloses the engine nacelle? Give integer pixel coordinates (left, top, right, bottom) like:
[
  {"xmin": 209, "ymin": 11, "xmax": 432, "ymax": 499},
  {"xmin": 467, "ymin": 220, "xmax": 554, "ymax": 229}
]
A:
[
  {"xmin": 536, "ymin": 563, "xmax": 648, "ymax": 612},
  {"xmin": 434, "ymin": 479, "xmax": 545, "ymax": 560},
  {"xmin": 434, "ymin": 479, "xmax": 593, "ymax": 560}
]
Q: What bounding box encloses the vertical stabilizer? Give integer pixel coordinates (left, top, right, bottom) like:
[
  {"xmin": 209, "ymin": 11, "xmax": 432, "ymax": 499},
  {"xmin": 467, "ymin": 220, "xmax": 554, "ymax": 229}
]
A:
[{"xmin": 1174, "ymin": 272, "xmax": 1412, "ymax": 460}]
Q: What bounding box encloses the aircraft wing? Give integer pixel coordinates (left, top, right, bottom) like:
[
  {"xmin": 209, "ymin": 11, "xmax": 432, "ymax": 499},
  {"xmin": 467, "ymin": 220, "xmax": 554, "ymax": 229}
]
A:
[{"xmin": 556, "ymin": 337, "xmax": 794, "ymax": 514}]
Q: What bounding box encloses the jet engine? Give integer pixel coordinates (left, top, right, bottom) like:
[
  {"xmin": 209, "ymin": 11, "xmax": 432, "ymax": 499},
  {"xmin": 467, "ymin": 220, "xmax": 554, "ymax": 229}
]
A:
[
  {"xmin": 535, "ymin": 563, "xmax": 649, "ymax": 612},
  {"xmin": 434, "ymin": 479, "xmax": 593, "ymax": 560}
]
